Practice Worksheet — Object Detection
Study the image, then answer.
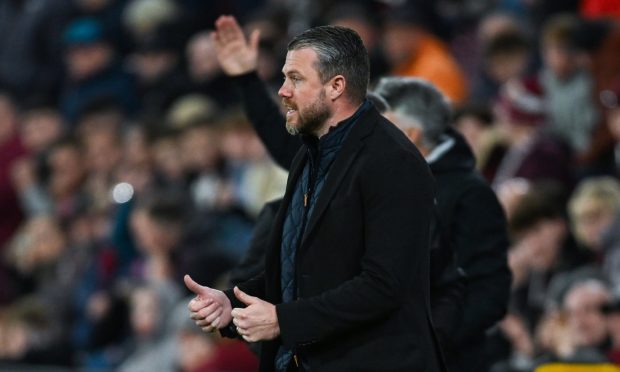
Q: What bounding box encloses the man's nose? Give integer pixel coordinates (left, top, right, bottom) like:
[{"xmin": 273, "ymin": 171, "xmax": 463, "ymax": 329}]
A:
[{"xmin": 278, "ymin": 81, "xmax": 291, "ymax": 98}]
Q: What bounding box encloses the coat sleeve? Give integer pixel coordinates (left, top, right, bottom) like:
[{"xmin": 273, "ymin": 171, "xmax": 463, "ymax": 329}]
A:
[
  {"xmin": 274, "ymin": 151, "xmax": 434, "ymax": 349},
  {"xmin": 219, "ymin": 273, "xmax": 267, "ymax": 338},
  {"xmin": 452, "ymin": 184, "xmax": 512, "ymax": 343},
  {"xmin": 232, "ymin": 72, "xmax": 302, "ymax": 170}
]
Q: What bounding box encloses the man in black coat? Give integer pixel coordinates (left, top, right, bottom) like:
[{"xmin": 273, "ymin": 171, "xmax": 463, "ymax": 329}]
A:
[
  {"xmin": 375, "ymin": 77, "xmax": 512, "ymax": 372},
  {"xmin": 184, "ymin": 16, "xmax": 444, "ymax": 372}
]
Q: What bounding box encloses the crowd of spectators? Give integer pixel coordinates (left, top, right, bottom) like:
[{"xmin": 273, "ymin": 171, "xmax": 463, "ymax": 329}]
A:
[{"xmin": 1, "ymin": 0, "xmax": 620, "ymax": 370}]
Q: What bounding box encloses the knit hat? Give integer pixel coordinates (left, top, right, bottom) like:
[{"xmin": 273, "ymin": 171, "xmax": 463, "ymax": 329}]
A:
[
  {"xmin": 497, "ymin": 77, "xmax": 546, "ymax": 126},
  {"xmin": 63, "ymin": 18, "xmax": 105, "ymax": 46}
]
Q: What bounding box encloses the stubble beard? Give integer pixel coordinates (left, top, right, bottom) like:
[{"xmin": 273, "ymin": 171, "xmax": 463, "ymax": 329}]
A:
[{"xmin": 285, "ymin": 90, "xmax": 331, "ymax": 136}]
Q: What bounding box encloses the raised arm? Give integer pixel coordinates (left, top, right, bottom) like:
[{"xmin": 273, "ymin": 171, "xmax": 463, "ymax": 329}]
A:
[{"xmin": 212, "ymin": 15, "xmax": 301, "ymax": 170}]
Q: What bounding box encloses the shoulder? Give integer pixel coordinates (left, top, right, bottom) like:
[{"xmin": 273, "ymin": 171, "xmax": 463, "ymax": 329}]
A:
[
  {"xmin": 364, "ymin": 114, "xmax": 427, "ymax": 167},
  {"xmin": 357, "ymin": 114, "xmax": 434, "ymax": 193}
]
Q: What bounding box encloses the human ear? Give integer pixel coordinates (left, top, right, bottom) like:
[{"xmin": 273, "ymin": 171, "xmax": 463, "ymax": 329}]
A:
[{"xmin": 328, "ymin": 75, "xmax": 346, "ymax": 100}]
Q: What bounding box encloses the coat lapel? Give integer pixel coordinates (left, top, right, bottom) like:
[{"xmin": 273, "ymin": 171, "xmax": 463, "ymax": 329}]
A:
[{"xmin": 298, "ymin": 106, "xmax": 379, "ymax": 257}]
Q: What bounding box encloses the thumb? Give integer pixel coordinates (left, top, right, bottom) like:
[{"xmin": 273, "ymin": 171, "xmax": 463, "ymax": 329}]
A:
[
  {"xmin": 234, "ymin": 286, "xmax": 257, "ymax": 306},
  {"xmin": 184, "ymin": 274, "xmax": 206, "ymax": 296},
  {"xmin": 249, "ymin": 29, "xmax": 260, "ymax": 51}
]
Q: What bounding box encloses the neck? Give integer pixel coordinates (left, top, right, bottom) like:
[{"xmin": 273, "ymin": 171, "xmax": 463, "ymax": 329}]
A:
[{"xmin": 315, "ymin": 101, "xmax": 363, "ymax": 138}]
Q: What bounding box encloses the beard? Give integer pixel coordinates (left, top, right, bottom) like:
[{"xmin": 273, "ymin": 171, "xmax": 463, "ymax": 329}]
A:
[{"xmin": 285, "ymin": 90, "xmax": 331, "ymax": 136}]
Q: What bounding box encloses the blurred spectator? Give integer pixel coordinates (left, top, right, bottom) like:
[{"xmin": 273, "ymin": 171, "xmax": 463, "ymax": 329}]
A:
[
  {"xmin": 568, "ymin": 177, "xmax": 620, "ymax": 292},
  {"xmin": 69, "ymin": 0, "xmax": 131, "ymax": 56},
  {"xmin": 129, "ymin": 26, "xmax": 190, "ymax": 119},
  {"xmin": 592, "ymin": 80, "xmax": 620, "ymax": 177},
  {"xmin": 0, "ymin": 0, "xmax": 68, "ymax": 103},
  {"xmin": 129, "ymin": 191, "xmax": 187, "ymax": 284},
  {"xmin": 539, "ymin": 14, "xmax": 599, "ymax": 154},
  {"xmin": 491, "ymin": 77, "xmax": 573, "ymax": 189},
  {"xmin": 150, "ymin": 129, "xmax": 185, "ymax": 188},
  {"xmin": 474, "ymin": 29, "xmax": 532, "ymax": 105},
  {"xmin": 0, "ymin": 296, "xmax": 71, "ymax": 367},
  {"xmin": 376, "ymin": 76, "xmax": 511, "ymax": 372},
  {"xmin": 60, "ymin": 17, "xmax": 138, "ymax": 125},
  {"xmin": 219, "ymin": 112, "xmax": 287, "ymax": 217},
  {"xmin": 382, "ymin": 2, "xmax": 469, "ymax": 104},
  {"xmin": 18, "ymin": 106, "xmax": 64, "ymax": 155},
  {"xmin": 122, "ymin": 0, "xmax": 178, "ymax": 45},
  {"xmin": 44, "ymin": 138, "xmax": 87, "ymax": 221},
  {"xmin": 117, "ymin": 282, "xmax": 182, "ymax": 371},
  {"xmin": 508, "ymin": 182, "xmax": 584, "ymax": 328},
  {"xmin": 452, "ymin": 104, "xmax": 500, "ymax": 171},
  {"xmin": 177, "ymin": 120, "xmax": 226, "ymax": 211},
  {"xmin": 563, "ymin": 280, "xmax": 611, "ymax": 361}
]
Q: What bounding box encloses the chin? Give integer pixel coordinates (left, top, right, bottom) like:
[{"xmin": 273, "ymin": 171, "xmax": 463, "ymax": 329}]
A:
[{"xmin": 285, "ymin": 122, "xmax": 300, "ymax": 136}]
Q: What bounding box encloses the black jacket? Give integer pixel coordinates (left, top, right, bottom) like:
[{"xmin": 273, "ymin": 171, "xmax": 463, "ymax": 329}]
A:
[
  {"xmin": 429, "ymin": 128, "xmax": 512, "ymax": 371},
  {"xmin": 223, "ymin": 98, "xmax": 445, "ymax": 371}
]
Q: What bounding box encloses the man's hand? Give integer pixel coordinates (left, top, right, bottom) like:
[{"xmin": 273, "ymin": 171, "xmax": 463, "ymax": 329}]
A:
[
  {"xmin": 212, "ymin": 15, "xmax": 260, "ymax": 76},
  {"xmin": 231, "ymin": 286, "xmax": 280, "ymax": 343},
  {"xmin": 184, "ymin": 275, "xmax": 233, "ymax": 333}
]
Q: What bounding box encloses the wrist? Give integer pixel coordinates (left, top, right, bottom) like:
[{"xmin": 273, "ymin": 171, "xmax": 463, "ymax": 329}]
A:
[{"xmin": 271, "ymin": 303, "xmax": 280, "ymax": 338}]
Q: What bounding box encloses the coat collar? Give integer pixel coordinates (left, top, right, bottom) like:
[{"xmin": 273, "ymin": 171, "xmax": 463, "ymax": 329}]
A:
[
  {"xmin": 298, "ymin": 103, "xmax": 378, "ymax": 257},
  {"xmin": 264, "ymin": 104, "xmax": 380, "ymax": 291}
]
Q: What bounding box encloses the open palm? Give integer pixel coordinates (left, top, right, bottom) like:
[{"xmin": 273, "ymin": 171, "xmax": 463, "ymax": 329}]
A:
[{"xmin": 212, "ymin": 15, "xmax": 260, "ymax": 76}]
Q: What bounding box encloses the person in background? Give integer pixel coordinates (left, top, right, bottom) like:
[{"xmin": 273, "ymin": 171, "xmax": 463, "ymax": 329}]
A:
[
  {"xmin": 568, "ymin": 177, "xmax": 620, "ymax": 292},
  {"xmin": 474, "ymin": 29, "xmax": 531, "ymax": 106},
  {"xmin": 491, "ymin": 77, "xmax": 573, "ymax": 190},
  {"xmin": 538, "ymin": 14, "xmax": 599, "ymax": 155},
  {"xmin": 375, "ymin": 76, "xmax": 511, "ymax": 372},
  {"xmin": 60, "ymin": 18, "xmax": 138, "ymax": 126},
  {"xmin": 381, "ymin": 2, "xmax": 468, "ymax": 104},
  {"xmin": 562, "ymin": 280, "xmax": 612, "ymax": 362}
]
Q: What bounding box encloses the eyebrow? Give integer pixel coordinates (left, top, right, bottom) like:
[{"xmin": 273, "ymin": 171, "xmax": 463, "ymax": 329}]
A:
[{"xmin": 282, "ymin": 69, "xmax": 302, "ymax": 76}]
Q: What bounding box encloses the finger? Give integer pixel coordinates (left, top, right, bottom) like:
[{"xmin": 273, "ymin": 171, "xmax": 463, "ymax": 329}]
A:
[
  {"xmin": 234, "ymin": 286, "xmax": 258, "ymax": 306},
  {"xmin": 221, "ymin": 16, "xmax": 241, "ymax": 37},
  {"xmin": 249, "ymin": 29, "xmax": 261, "ymax": 52},
  {"xmin": 196, "ymin": 318, "xmax": 212, "ymax": 327},
  {"xmin": 188, "ymin": 297, "xmax": 212, "ymax": 312},
  {"xmin": 184, "ymin": 275, "xmax": 207, "ymax": 296},
  {"xmin": 197, "ymin": 302, "xmax": 220, "ymax": 318},
  {"xmin": 242, "ymin": 334, "xmax": 255, "ymax": 343},
  {"xmin": 202, "ymin": 325, "xmax": 216, "ymax": 333},
  {"xmin": 190, "ymin": 311, "xmax": 206, "ymax": 321},
  {"xmin": 211, "ymin": 316, "xmax": 221, "ymax": 328},
  {"xmin": 204, "ymin": 308, "xmax": 223, "ymax": 324},
  {"xmin": 210, "ymin": 31, "xmax": 224, "ymax": 51},
  {"xmin": 231, "ymin": 307, "xmax": 245, "ymax": 319},
  {"xmin": 232, "ymin": 317, "xmax": 248, "ymax": 330},
  {"xmin": 217, "ymin": 16, "xmax": 237, "ymax": 43},
  {"xmin": 236, "ymin": 325, "xmax": 249, "ymax": 336}
]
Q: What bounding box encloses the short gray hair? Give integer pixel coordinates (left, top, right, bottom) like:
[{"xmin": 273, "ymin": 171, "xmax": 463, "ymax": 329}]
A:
[{"xmin": 374, "ymin": 77, "xmax": 451, "ymax": 147}]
